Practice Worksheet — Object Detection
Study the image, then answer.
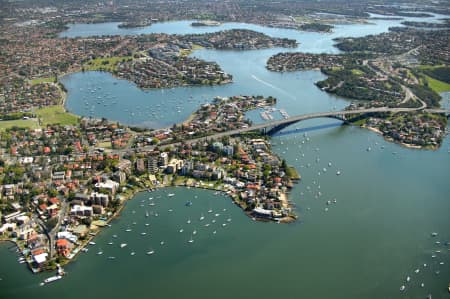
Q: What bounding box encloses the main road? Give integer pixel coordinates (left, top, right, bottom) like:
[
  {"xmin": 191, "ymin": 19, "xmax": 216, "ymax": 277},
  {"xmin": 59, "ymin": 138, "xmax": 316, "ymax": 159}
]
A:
[{"xmin": 112, "ymin": 106, "xmax": 449, "ymax": 155}]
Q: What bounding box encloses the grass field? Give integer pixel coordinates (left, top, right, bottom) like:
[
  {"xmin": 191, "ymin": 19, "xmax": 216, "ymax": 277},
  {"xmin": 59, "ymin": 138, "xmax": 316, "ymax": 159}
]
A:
[
  {"xmin": 35, "ymin": 106, "xmax": 79, "ymax": 126},
  {"xmin": 30, "ymin": 76, "xmax": 56, "ymax": 85},
  {"xmin": 0, "ymin": 119, "xmax": 39, "ymax": 131},
  {"xmin": 424, "ymin": 75, "xmax": 450, "ymax": 93},
  {"xmin": 83, "ymin": 56, "xmax": 133, "ymax": 72}
]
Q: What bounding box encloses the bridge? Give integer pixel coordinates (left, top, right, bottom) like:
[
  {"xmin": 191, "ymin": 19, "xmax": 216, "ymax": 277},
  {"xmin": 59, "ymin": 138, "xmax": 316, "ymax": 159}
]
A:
[
  {"xmin": 211, "ymin": 107, "xmax": 449, "ymax": 138},
  {"xmin": 112, "ymin": 106, "xmax": 449, "ymax": 155}
]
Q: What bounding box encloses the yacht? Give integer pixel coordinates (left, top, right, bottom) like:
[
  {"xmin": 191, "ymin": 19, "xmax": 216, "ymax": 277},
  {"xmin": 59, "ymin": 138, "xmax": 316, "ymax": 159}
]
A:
[{"xmin": 41, "ymin": 275, "xmax": 62, "ymax": 286}]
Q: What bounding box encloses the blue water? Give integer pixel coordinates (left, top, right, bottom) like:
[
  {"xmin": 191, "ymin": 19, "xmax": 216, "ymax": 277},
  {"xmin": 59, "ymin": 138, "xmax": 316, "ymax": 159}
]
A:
[{"xmin": 1, "ymin": 13, "xmax": 449, "ymax": 299}]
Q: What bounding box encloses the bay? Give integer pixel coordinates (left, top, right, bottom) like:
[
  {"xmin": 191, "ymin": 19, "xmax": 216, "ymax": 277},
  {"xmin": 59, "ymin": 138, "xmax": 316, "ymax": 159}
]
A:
[{"xmin": 1, "ymin": 13, "xmax": 449, "ymax": 299}]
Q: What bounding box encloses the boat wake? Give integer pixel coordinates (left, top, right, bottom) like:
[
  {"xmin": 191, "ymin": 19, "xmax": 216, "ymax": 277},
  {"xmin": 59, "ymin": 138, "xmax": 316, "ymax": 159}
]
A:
[{"xmin": 251, "ymin": 75, "xmax": 296, "ymax": 100}]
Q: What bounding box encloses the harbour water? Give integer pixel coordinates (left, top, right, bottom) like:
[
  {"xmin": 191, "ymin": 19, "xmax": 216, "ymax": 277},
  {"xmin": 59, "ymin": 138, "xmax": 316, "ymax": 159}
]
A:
[{"xmin": 1, "ymin": 14, "xmax": 449, "ymax": 299}]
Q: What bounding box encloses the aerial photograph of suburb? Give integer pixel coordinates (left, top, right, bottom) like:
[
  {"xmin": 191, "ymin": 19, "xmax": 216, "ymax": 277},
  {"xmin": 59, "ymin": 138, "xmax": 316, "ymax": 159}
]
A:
[{"xmin": 0, "ymin": 0, "xmax": 449, "ymax": 298}]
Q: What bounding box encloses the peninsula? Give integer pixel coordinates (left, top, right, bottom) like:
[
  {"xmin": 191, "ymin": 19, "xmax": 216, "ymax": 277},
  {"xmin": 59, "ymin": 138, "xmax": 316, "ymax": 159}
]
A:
[{"xmin": 266, "ymin": 27, "xmax": 450, "ymax": 149}]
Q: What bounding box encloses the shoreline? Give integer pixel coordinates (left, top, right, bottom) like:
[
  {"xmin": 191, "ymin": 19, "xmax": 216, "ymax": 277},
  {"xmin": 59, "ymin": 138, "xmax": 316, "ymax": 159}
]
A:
[
  {"xmin": 44, "ymin": 181, "xmax": 295, "ymax": 271},
  {"xmin": 362, "ymin": 125, "xmax": 437, "ymax": 150}
]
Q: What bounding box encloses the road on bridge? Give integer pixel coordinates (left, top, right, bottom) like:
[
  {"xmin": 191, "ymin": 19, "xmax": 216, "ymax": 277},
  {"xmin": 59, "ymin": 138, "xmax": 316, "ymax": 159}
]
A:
[{"xmin": 110, "ymin": 105, "xmax": 450, "ymax": 156}]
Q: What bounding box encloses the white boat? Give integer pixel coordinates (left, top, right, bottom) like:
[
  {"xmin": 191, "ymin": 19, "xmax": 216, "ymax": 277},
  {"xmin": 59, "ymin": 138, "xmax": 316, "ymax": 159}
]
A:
[
  {"xmin": 199, "ymin": 214, "xmax": 205, "ymax": 221},
  {"xmin": 414, "ymin": 269, "xmax": 419, "ymax": 273},
  {"xmin": 107, "ymin": 242, "xmax": 114, "ymax": 245},
  {"xmin": 179, "ymin": 229, "xmax": 184, "ymax": 233},
  {"xmin": 107, "ymin": 256, "xmax": 116, "ymax": 260},
  {"xmin": 145, "ymin": 211, "xmax": 149, "ymax": 217},
  {"xmin": 187, "ymin": 219, "xmax": 191, "ymax": 224},
  {"xmin": 97, "ymin": 250, "xmax": 103, "ymax": 255},
  {"xmin": 406, "ymin": 276, "xmax": 410, "ymax": 282},
  {"xmin": 192, "ymin": 230, "xmax": 197, "ymax": 235},
  {"xmin": 120, "ymin": 243, "xmax": 127, "ymax": 248},
  {"xmin": 131, "ymin": 252, "xmax": 136, "ymax": 256},
  {"xmin": 208, "ymin": 209, "xmax": 213, "ymax": 213},
  {"xmin": 204, "ymin": 223, "xmax": 210, "ymax": 227},
  {"xmin": 400, "ymin": 285, "xmax": 405, "ymax": 292},
  {"xmin": 188, "ymin": 235, "xmax": 194, "ymax": 243},
  {"xmin": 141, "ymin": 232, "xmax": 147, "ymax": 236},
  {"xmin": 160, "ymin": 241, "xmax": 165, "ymax": 245},
  {"xmin": 42, "ymin": 275, "xmax": 62, "ymax": 285},
  {"xmin": 213, "ymin": 230, "xmax": 217, "ymax": 234},
  {"xmin": 168, "ymin": 193, "xmax": 175, "ymax": 197},
  {"xmin": 125, "ymin": 228, "xmax": 132, "ymax": 232},
  {"xmin": 336, "ymin": 171, "xmax": 341, "ymax": 175},
  {"xmin": 147, "ymin": 250, "xmax": 155, "ymax": 255},
  {"xmin": 89, "ymin": 241, "xmax": 96, "ymax": 245}
]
